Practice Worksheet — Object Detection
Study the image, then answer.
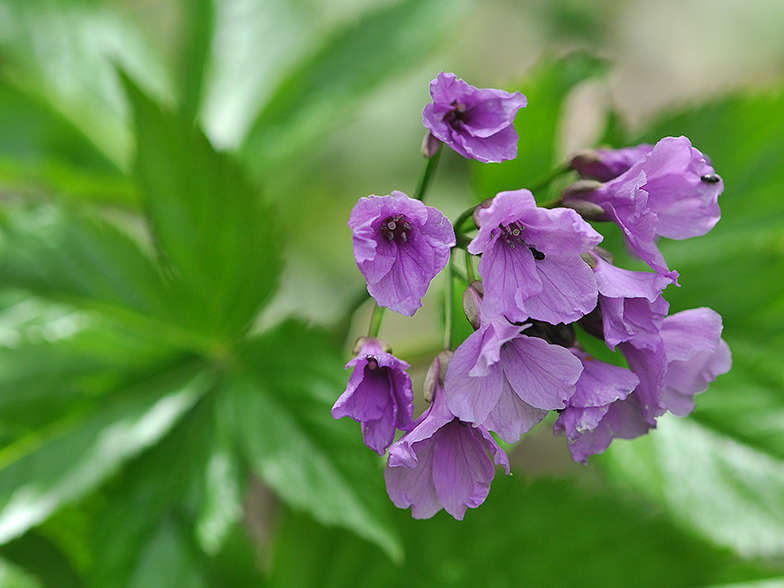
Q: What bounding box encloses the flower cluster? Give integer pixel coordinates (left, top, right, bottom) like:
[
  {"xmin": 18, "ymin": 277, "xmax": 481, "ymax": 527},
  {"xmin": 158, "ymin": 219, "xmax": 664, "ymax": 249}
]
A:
[{"xmin": 333, "ymin": 71, "xmax": 731, "ymax": 519}]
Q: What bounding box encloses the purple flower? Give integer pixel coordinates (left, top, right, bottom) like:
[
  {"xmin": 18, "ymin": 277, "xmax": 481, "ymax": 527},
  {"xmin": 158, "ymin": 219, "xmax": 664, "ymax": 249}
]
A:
[
  {"xmin": 444, "ymin": 287, "xmax": 583, "ymax": 443},
  {"xmin": 554, "ymin": 350, "xmax": 645, "ymax": 463},
  {"xmin": 570, "ymin": 144, "xmax": 653, "ymax": 182},
  {"xmin": 566, "ymin": 137, "xmax": 722, "ymax": 280},
  {"xmin": 332, "ymin": 337, "xmax": 415, "ymax": 455},
  {"xmin": 590, "ymin": 252, "xmax": 673, "ymax": 351},
  {"xmin": 422, "ymin": 72, "xmax": 527, "ymax": 163},
  {"xmin": 385, "ymin": 353, "xmax": 510, "ymax": 520},
  {"xmin": 469, "ymin": 189, "xmax": 603, "ymax": 324},
  {"xmin": 557, "ymin": 393, "xmax": 653, "ymax": 464},
  {"xmin": 349, "ymin": 191, "xmax": 455, "ymax": 316},
  {"xmin": 659, "ymin": 308, "xmax": 732, "ymax": 416}
]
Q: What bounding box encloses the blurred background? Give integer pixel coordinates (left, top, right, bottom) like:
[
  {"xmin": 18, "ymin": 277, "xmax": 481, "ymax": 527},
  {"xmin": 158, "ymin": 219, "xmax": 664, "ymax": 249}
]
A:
[{"xmin": 1, "ymin": 0, "xmax": 784, "ymax": 586}]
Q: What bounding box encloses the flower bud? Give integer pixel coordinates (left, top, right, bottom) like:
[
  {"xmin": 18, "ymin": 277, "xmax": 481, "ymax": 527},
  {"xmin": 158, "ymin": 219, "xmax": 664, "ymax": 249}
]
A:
[
  {"xmin": 462, "ymin": 281, "xmax": 484, "ymax": 330},
  {"xmin": 422, "ymin": 131, "xmax": 442, "ymax": 158},
  {"xmin": 423, "ymin": 350, "xmax": 453, "ymax": 403}
]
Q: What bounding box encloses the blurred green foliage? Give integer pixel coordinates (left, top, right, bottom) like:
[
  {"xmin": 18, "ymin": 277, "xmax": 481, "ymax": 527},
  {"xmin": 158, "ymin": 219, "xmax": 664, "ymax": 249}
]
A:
[{"xmin": 0, "ymin": 0, "xmax": 783, "ymax": 587}]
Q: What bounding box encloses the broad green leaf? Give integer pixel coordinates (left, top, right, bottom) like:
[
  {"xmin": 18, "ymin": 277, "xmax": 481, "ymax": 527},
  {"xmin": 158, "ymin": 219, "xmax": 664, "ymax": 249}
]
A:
[
  {"xmin": 122, "ymin": 74, "xmax": 283, "ymax": 340},
  {"xmin": 0, "ymin": 364, "xmax": 211, "ymax": 546},
  {"xmin": 223, "ymin": 321, "xmax": 403, "ymax": 562},
  {"xmin": 471, "ymin": 52, "xmax": 608, "ymax": 203},
  {"xmin": 604, "ymin": 416, "xmax": 784, "ymax": 559},
  {"xmin": 0, "ymin": 531, "xmax": 82, "ymax": 588},
  {"xmin": 0, "ymin": 557, "xmax": 43, "ymax": 588},
  {"xmin": 0, "ymin": 203, "xmax": 217, "ymax": 354},
  {"xmin": 85, "ymin": 389, "xmax": 212, "ymax": 588},
  {"xmin": 239, "ymin": 0, "xmax": 470, "ymax": 175},
  {"xmin": 0, "ymin": 0, "xmax": 175, "ymax": 170},
  {"xmin": 126, "ymin": 517, "xmax": 209, "ymax": 588},
  {"xmin": 0, "ymin": 292, "xmax": 180, "ymax": 433},
  {"xmin": 270, "ymin": 475, "xmax": 780, "ymax": 588},
  {"xmin": 176, "ymin": 0, "xmax": 214, "ymax": 124},
  {"xmin": 0, "ymin": 78, "xmax": 134, "ymax": 205}
]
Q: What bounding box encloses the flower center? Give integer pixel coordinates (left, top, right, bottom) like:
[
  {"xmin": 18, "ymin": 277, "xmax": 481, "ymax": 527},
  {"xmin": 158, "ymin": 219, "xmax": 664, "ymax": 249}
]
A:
[
  {"xmin": 498, "ymin": 222, "xmax": 545, "ymax": 260},
  {"xmin": 444, "ymin": 100, "xmax": 469, "ymax": 126},
  {"xmin": 381, "ymin": 214, "xmax": 413, "ymax": 243}
]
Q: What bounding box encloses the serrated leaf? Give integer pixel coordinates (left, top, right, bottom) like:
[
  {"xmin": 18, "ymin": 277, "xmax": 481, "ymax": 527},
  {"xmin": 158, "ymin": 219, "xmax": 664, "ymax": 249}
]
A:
[
  {"xmin": 87, "ymin": 392, "xmax": 215, "ymax": 588},
  {"xmin": 472, "ymin": 52, "xmax": 608, "ymax": 202},
  {"xmin": 0, "ymin": 292, "xmax": 180, "ymax": 433},
  {"xmin": 0, "ymin": 204, "xmax": 170, "ymax": 326},
  {"xmin": 0, "ymin": 364, "xmax": 211, "ymax": 546},
  {"xmin": 223, "ymin": 321, "xmax": 403, "ymax": 562},
  {"xmin": 0, "ymin": 0, "xmax": 174, "ymax": 170},
  {"xmin": 0, "ymin": 78, "xmax": 134, "ymax": 205},
  {"xmin": 239, "ymin": 0, "xmax": 469, "ymax": 174},
  {"xmin": 122, "ymin": 74, "xmax": 283, "ymax": 340}
]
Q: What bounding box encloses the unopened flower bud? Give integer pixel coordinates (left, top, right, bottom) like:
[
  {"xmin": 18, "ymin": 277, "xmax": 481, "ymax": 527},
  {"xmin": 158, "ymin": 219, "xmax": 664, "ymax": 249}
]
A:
[
  {"xmin": 561, "ymin": 179, "xmax": 604, "ymax": 200},
  {"xmin": 423, "ymin": 350, "xmax": 453, "ymax": 403},
  {"xmin": 472, "ymin": 198, "xmax": 494, "ymax": 229},
  {"xmin": 462, "ymin": 281, "xmax": 484, "ymax": 330},
  {"xmin": 422, "ymin": 131, "xmax": 442, "ymax": 158},
  {"xmin": 561, "ymin": 198, "xmax": 607, "ymax": 221}
]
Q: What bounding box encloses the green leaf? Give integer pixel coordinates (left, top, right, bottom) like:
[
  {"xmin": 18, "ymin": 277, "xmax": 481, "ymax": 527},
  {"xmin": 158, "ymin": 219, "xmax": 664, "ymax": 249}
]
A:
[
  {"xmin": 0, "ymin": 0, "xmax": 175, "ymax": 170},
  {"xmin": 0, "ymin": 531, "xmax": 82, "ymax": 588},
  {"xmin": 269, "ymin": 475, "xmax": 780, "ymax": 588},
  {"xmin": 122, "ymin": 74, "xmax": 283, "ymax": 340},
  {"xmin": 223, "ymin": 321, "xmax": 403, "ymax": 562},
  {"xmin": 0, "ymin": 292, "xmax": 181, "ymax": 434},
  {"xmin": 176, "ymin": 0, "xmax": 213, "ymax": 123},
  {"xmin": 239, "ymin": 0, "xmax": 470, "ymax": 174},
  {"xmin": 0, "ymin": 204, "xmax": 169, "ymax": 325},
  {"xmin": 471, "ymin": 52, "xmax": 608, "ymax": 203},
  {"xmin": 604, "ymin": 416, "xmax": 784, "ymax": 559},
  {"xmin": 0, "ymin": 364, "xmax": 211, "ymax": 546},
  {"xmin": 0, "ymin": 78, "xmax": 134, "ymax": 205}
]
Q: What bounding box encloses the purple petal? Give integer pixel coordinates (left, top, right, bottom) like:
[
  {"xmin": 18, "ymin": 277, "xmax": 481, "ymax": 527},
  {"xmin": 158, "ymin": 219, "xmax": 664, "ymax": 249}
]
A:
[
  {"xmin": 501, "ymin": 335, "xmax": 582, "ymax": 410},
  {"xmin": 569, "ymin": 350, "xmax": 640, "ymax": 408},
  {"xmin": 432, "ymin": 421, "xmax": 497, "ymax": 520},
  {"xmin": 516, "ymin": 255, "xmax": 599, "ymax": 324},
  {"xmin": 483, "ymin": 374, "xmax": 548, "ymax": 443},
  {"xmin": 385, "ymin": 438, "xmax": 442, "ymax": 519}
]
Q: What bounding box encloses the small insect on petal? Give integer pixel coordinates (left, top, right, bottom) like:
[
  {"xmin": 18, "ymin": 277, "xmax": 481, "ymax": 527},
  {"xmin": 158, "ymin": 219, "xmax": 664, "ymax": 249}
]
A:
[{"xmin": 700, "ymin": 174, "xmax": 721, "ymax": 184}]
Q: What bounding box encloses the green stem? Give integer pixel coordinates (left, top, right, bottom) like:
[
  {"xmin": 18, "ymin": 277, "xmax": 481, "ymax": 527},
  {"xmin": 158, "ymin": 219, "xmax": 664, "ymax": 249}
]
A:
[
  {"xmin": 413, "ymin": 144, "xmax": 443, "ymax": 202},
  {"xmin": 368, "ymin": 303, "xmax": 386, "ymax": 339},
  {"xmin": 444, "ymin": 252, "xmax": 454, "ymax": 351},
  {"xmin": 453, "ymin": 205, "xmax": 477, "ymax": 235},
  {"xmin": 528, "ymin": 162, "xmax": 571, "ymax": 194},
  {"xmin": 537, "ymin": 196, "xmax": 564, "ymax": 209},
  {"xmin": 465, "ymin": 249, "xmax": 476, "ymax": 283}
]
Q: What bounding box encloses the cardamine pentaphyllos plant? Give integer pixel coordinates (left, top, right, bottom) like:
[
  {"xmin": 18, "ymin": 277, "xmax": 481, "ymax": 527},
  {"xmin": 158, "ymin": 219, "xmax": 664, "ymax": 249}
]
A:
[{"xmin": 332, "ymin": 71, "xmax": 731, "ymax": 520}]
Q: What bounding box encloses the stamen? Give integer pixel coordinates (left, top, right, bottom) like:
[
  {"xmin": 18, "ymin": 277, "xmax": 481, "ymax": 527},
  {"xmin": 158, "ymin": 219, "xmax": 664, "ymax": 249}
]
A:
[
  {"xmin": 366, "ymin": 357, "xmax": 379, "ymax": 370},
  {"xmin": 381, "ymin": 214, "xmax": 413, "ymax": 244}
]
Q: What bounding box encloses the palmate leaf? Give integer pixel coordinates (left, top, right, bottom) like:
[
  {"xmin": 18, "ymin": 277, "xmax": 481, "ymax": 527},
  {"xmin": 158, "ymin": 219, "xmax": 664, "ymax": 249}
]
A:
[
  {"xmin": 122, "ymin": 74, "xmax": 283, "ymax": 341},
  {"xmin": 0, "ymin": 77, "xmax": 134, "ymax": 205},
  {"xmin": 221, "ymin": 320, "xmax": 403, "ymax": 562},
  {"xmin": 239, "ymin": 0, "xmax": 470, "ymax": 176},
  {"xmin": 0, "ymin": 292, "xmax": 180, "ymax": 435},
  {"xmin": 0, "ymin": 363, "xmax": 211, "ymax": 547},
  {"xmin": 598, "ymin": 87, "xmax": 784, "ymax": 559}
]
